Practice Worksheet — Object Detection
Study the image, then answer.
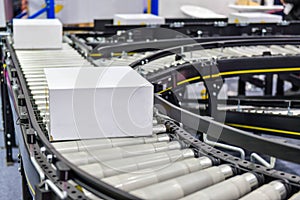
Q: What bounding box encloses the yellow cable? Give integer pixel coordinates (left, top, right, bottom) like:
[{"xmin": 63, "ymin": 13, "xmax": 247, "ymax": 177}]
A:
[
  {"xmin": 24, "ymin": 169, "xmax": 36, "ymax": 195},
  {"xmin": 219, "ymin": 67, "xmax": 300, "ymax": 76},
  {"xmin": 228, "ymin": 123, "xmax": 300, "ymax": 136},
  {"xmin": 158, "ymin": 87, "xmax": 172, "ymax": 94},
  {"xmin": 89, "ymin": 53, "xmax": 102, "ymax": 57},
  {"xmin": 177, "ymin": 76, "xmax": 201, "ymax": 86}
]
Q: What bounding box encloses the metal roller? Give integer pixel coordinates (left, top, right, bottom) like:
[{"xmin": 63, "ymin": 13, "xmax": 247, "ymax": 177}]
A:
[
  {"xmin": 284, "ymin": 45, "xmax": 300, "ymax": 54},
  {"xmin": 31, "ymin": 90, "xmax": 48, "ymax": 95},
  {"xmin": 52, "ymin": 134, "xmax": 170, "ymax": 153},
  {"xmin": 19, "ymin": 57, "xmax": 84, "ymax": 62},
  {"xmin": 152, "ymin": 124, "xmax": 167, "ymax": 134},
  {"xmin": 22, "ymin": 71, "xmax": 45, "ymax": 75},
  {"xmin": 102, "ymin": 157, "xmax": 213, "ymax": 191},
  {"xmin": 79, "ymin": 149, "xmax": 195, "ymax": 178},
  {"xmin": 21, "ymin": 63, "xmax": 90, "ymax": 69},
  {"xmin": 29, "ymin": 86, "xmax": 48, "ymax": 91},
  {"xmin": 25, "ymin": 78, "xmax": 47, "ymax": 82},
  {"xmin": 32, "ymin": 95, "xmax": 48, "ymax": 100},
  {"xmin": 240, "ymin": 180, "xmax": 287, "ymax": 200},
  {"xmin": 270, "ymin": 45, "xmax": 295, "ymax": 55},
  {"xmin": 24, "ymin": 74, "xmax": 46, "ymax": 79},
  {"xmin": 63, "ymin": 141, "xmax": 182, "ymax": 165},
  {"xmin": 34, "ymin": 100, "xmax": 48, "ymax": 106},
  {"xmin": 22, "ymin": 61, "xmax": 87, "ymax": 65},
  {"xmin": 18, "ymin": 56, "xmax": 84, "ymax": 60},
  {"xmin": 181, "ymin": 172, "xmax": 258, "ymax": 200},
  {"xmin": 136, "ymin": 44, "xmax": 300, "ymax": 76},
  {"xmin": 130, "ymin": 164, "xmax": 233, "ymax": 200},
  {"xmin": 27, "ymin": 82, "xmax": 47, "ymax": 86},
  {"xmin": 289, "ymin": 190, "xmax": 300, "ymax": 200}
]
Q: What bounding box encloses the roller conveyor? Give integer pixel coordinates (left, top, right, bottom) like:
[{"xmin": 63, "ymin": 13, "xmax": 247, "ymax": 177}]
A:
[
  {"xmin": 130, "ymin": 164, "xmax": 233, "ymax": 199},
  {"xmin": 3, "ymin": 32, "xmax": 300, "ymax": 200},
  {"xmin": 240, "ymin": 181, "xmax": 287, "ymax": 200},
  {"xmin": 14, "ymin": 43, "xmax": 94, "ymax": 125},
  {"xmin": 79, "ymin": 149, "xmax": 195, "ymax": 178},
  {"xmin": 181, "ymin": 172, "xmax": 259, "ymax": 200},
  {"xmin": 102, "ymin": 157, "xmax": 213, "ymax": 191},
  {"xmin": 52, "ymin": 134, "xmax": 170, "ymax": 153},
  {"xmin": 62, "ymin": 141, "xmax": 182, "ymax": 165},
  {"xmin": 128, "ymin": 44, "xmax": 300, "ymax": 76},
  {"xmin": 98, "ymin": 44, "xmax": 300, "ymax": 73},
  {"xmin": 220, "ymin": 105, "xmax": 300, "ymax": 116}
]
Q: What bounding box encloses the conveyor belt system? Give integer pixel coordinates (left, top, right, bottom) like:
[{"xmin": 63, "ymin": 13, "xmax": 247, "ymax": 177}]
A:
[
  {"xmin": 2, "ymin": 34, "xmax": 300, "ymax": 200},
  {"xmin": 51, "ymin": 127, "xmax": 298, "ymax": 200},
  {"xmin": 116, "ymin": 38, "xmax": 300, "ymax": 140},
  {"xmin": 136, "ymin": 44, "xmax": 300, "ymax": 77}
]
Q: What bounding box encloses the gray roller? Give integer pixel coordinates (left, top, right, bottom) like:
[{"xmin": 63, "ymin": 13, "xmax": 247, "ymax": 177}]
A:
[
  {"xmin": 26, "ymin": 78, "xmax": 47, "ymax": 82},
  {"xmin": 240, "ymin": 180, "xmax": 287, "ymax": 200},
  {"xmin": 52, "ymin": 134, "xmax": 170, "ymax": 153},
  {"xmin": 152, "ymin": 124, "xmax": 167, "ymax": 134},
  {"xmin": 130, "ymin": 164, "xmax": 233, "ymax": 200},
  {"xmin": 24, "ymin": 74, "xmax": 46, "ymax": 78},
  {"xmin": 79, "ymin": 149, "xmax": 195, "ymax": 178},
  {"xmin": 181, "ymin": 172, "xmax": 258, "ymax": 200},
  {"xmin": 289, "ymin": 191, "xmax": 300, "ymax": 200},
  {"xmin": 63, "ymin": 141, "xmax": 181, "ymax": 165},
  {"xmin": 102, "ymin": 157, "xmax": 213, "ymax": 191},
  {"xmin": 27, "ymin": 82, "xmax": 47, "ymax": 86},
  {"xmin": 152, "ymin": 119, "xmax": 158, "ymax": 125}
]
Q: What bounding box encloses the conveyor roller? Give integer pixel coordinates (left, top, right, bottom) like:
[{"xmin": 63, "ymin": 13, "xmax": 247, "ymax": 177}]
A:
[
  {"xmin": 79, "ymin": 149, "xmax": 195, "ymax": 178},
  {"xmin": 181, "ymin": 172, "xmax": 259, "ymax": 200},
  {"xmin": 130, "ymin": 164, "xmax": 233, "ymax": 199},
  {"xmin": 62, "ymin": 141, "xmax": 182, "ymax": 165},
  {"xmin": 52, "ymin": 134, "xmax": 170, "ymax": 153},
  {"xmin": 102, "ymin": 156, "xmax": 213, "ymax": 191},
  {"xmin": 240, "ymin": 180, "xmax": 287, "ymax": 200}
]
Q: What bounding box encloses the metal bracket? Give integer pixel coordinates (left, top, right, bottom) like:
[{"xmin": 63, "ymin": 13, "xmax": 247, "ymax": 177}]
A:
[
  {"xmin": 36, "ymin": 180, "xmax": 67, "ymax": 200},
  {"xmin": 203, "ymin": 133, "xmax": 245, "ymax": 160},
  {"xmin": 250, "ymin": 153, "xmax": 276, "ymax": 168}
]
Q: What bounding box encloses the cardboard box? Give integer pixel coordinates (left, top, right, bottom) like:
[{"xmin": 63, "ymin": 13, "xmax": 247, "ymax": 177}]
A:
[
  {"xmin": 229, "ymin": 12, "xmax": 282, "ymax": 23},
  {"xmin": 45, "ymin": 67, "xmax": 153, "ymax": 140},
  {"xmin": 13, "ymin": 19, "xmax": 62, "ymax": 49},
  {"xmin": 114, "ymin": 14, "xmax": 165, "ymax": 25}
]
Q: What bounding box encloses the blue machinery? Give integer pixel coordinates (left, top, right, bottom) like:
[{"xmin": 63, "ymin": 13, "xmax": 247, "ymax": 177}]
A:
[
  {"xmin": 16, "ymin": 0, "xmax": 55, "ymax": 19},
  {"xmin": 29, "ymin": 0, "xmax": 55, "ymax": 19},
  {"xmin": 23, "ymin": 0, "xmax": 157, "ymax": 19},
  {"xmin": 148, "ymin": 0, "xmax": 159, "ymax": 15}
]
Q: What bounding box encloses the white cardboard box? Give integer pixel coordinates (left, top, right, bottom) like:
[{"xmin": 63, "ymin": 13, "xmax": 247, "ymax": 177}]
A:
[
  {"xmin": 229, "ymin": 12, "xmax": 282, "ymax": 23},
  {"xmin": 13, "ymin": 19, "xmax": 62, "ymax": 49},
  {"xmin": 114, "ymin": 14, "xmax": 165, "ymax": 25},
  {"xmin": 45, "ymin": 67, "xmax": 153, "ymax": 141}
]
